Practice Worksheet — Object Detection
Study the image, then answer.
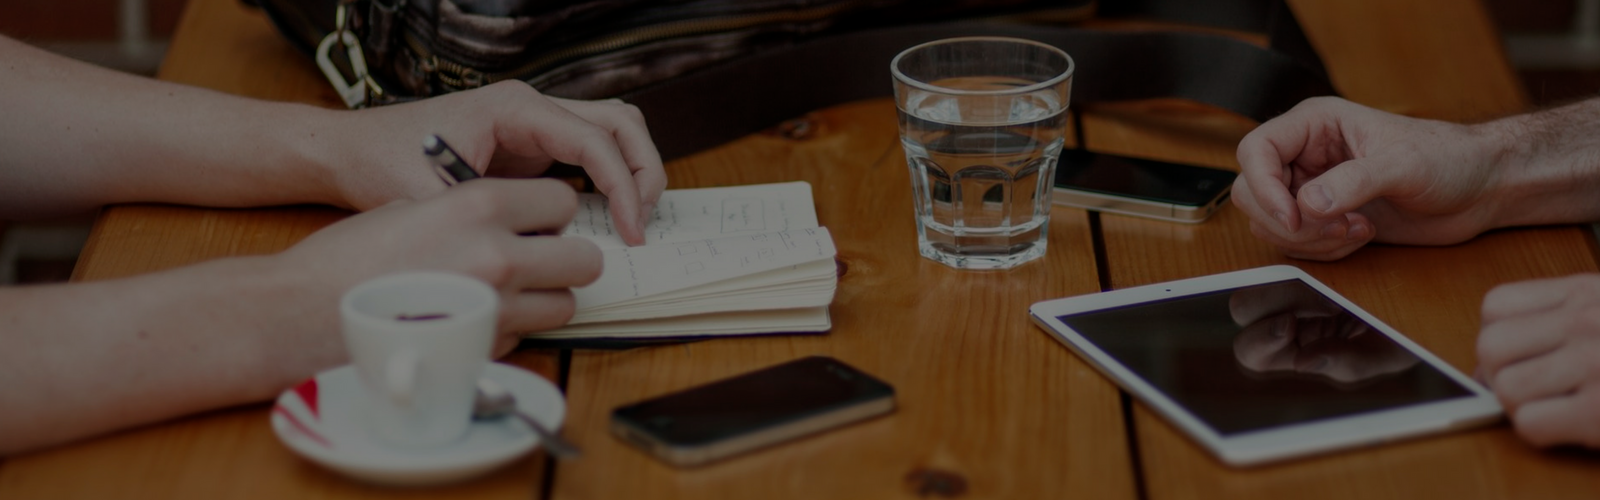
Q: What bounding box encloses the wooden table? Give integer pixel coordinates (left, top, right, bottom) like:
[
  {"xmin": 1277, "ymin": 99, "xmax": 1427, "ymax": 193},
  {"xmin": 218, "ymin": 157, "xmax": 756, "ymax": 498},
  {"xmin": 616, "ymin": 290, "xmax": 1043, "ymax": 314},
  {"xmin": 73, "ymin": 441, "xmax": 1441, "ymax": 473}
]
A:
[{"xmin": 2, "ymin": 0, "xmax": 1598, "ymax": 498}]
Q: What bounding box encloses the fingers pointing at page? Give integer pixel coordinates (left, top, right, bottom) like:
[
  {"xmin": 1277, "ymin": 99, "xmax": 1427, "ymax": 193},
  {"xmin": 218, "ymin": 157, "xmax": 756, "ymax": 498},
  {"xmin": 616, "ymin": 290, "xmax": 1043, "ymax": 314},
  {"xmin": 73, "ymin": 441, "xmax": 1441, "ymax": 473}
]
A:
[
  {"xmin": 550, "ymin": 96, "xmax": 668, "ymax": 229},
  {"xmin": 324, "ymin": 81, "xmax": 666, "ymax": 248},
  {"xmin": 481, "ymin": 84, "xmax": 645, "ymax": 245}
]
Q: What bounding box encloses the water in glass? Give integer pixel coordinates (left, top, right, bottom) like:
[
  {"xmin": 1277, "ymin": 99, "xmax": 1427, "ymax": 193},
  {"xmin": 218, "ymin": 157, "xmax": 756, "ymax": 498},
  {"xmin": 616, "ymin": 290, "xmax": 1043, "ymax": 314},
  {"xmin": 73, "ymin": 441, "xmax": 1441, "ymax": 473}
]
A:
[{"xmin": 899, "ymin": 75, "xmax": 1066, "ymax": 269}]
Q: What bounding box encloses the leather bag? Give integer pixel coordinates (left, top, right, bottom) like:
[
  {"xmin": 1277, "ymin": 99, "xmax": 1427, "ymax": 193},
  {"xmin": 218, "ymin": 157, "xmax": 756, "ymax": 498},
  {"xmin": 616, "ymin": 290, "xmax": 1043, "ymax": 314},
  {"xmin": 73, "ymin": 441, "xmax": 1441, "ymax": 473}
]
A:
[{"xmin": 245, "ymin": 0, "xmax": 1337, "ymax": 160}]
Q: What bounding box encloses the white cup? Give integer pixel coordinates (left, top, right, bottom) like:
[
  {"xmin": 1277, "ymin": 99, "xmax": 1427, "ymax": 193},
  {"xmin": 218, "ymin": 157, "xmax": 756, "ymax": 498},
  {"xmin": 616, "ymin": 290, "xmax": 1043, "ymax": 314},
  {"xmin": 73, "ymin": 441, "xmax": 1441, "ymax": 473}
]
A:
[{"xmin": 340, "ymin": 271, "xmax": 499, "ymax": 448}]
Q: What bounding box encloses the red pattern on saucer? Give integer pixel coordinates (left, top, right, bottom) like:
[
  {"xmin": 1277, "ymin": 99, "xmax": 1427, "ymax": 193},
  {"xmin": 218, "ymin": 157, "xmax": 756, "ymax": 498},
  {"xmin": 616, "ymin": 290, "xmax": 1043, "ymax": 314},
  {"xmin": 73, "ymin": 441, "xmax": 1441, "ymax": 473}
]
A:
[{"xmin": 274, "ymin": 377, "xmax": 333, "ymax": 448}]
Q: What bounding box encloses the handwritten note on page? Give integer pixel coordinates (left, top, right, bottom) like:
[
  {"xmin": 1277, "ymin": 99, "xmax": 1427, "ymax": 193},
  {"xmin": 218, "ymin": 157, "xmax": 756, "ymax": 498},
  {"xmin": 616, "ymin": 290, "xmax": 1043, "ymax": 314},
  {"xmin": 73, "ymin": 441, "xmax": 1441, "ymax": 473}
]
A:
[
  {"xmin": 562, "ymin": 181, "xmax": 818, "ymax": 249},
  {"xmin": 571, "ymin": 227, "xmax": 836, "ymax": 309}
]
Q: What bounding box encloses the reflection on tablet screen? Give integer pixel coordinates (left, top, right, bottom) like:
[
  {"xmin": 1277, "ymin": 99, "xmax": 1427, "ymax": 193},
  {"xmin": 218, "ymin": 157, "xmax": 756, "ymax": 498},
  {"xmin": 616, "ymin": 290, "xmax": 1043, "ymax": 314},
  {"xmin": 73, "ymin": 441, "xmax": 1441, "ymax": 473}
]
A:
[{"xmin": 1057, "ymin": 279, "xmax": 1473, "ymax": 436}]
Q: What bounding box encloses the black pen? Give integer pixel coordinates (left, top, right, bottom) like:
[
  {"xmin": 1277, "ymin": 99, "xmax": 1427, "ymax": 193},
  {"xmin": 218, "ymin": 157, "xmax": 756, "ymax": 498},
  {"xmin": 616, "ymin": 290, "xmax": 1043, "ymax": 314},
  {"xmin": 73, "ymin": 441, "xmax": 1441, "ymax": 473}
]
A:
[
  {"xmin": 426, "ymin": 134, "xmax": 546, "ymax": 236},
  {"xmin": 422, "ymin": 134, "xmax": 480, "ymax": 185}
]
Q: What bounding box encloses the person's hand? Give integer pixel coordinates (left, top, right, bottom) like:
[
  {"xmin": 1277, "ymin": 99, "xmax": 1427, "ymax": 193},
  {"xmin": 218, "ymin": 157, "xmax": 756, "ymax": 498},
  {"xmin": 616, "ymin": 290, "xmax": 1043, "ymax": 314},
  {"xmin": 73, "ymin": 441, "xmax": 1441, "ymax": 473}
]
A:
[
  {"xmin": 1233, "ymin": 97, "xmax": 1505, "ymax": 260},
  {"xmin": 1230, "ymin": 282, "xmax": 1419, "ymax": 383},
  {"xmin": 1478, "ymin": 274, "xmax": 1600, "ymax": 448},
  {"xmin": 276, "ymin": 178, "xmax": 601, "ymax": 356},
  {"xmin": 327, "ymin": 81, "xmax": 666, "ymax": 246}
]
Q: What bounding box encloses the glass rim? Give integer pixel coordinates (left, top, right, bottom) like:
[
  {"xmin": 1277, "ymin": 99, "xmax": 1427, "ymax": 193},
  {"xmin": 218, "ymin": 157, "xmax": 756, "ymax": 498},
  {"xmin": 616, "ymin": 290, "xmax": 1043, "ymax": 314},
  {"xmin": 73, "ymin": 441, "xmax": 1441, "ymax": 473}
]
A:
[{"xmin": 890, "ymin": 36, "xmax": 1075, "ymax": 97}]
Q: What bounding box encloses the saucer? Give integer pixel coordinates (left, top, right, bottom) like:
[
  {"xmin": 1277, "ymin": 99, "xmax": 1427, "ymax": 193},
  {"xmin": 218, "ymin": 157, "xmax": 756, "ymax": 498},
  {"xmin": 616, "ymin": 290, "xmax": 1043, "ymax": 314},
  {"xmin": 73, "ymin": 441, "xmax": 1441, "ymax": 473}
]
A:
[{"xmin": 271, "ymin": 362, "xmax": 566, "ymax": 486}]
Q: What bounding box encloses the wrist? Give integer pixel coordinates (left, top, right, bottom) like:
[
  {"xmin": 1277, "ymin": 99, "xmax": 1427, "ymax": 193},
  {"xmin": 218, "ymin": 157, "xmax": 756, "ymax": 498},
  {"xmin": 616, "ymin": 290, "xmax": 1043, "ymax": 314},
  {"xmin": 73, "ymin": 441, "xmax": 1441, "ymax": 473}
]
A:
[
  {"xmin": 141, "ymin": 254, "xmax": 344, "ymax": 400},
  {"xmin": 260, "ymin": 103, "xmax": 352, "ymax": 208},
  {"xmin": 1465, "ymin": 117, "xmax": 1527, "ymax": 231},
  {"xmin": 241, "ymin": 254, "xmax": 349, "ymax": 394},
  {"xmin": 1471, "ymin": 105, "xmax": 1600, "ymax": 229}
]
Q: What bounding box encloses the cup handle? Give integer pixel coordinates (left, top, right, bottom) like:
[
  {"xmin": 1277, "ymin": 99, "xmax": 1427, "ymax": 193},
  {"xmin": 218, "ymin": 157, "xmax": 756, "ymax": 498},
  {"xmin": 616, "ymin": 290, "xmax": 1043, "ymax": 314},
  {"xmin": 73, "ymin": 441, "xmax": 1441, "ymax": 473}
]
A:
[{"xmin": 385, "ymin": 349, "xmax": 419, "ymax": 407}]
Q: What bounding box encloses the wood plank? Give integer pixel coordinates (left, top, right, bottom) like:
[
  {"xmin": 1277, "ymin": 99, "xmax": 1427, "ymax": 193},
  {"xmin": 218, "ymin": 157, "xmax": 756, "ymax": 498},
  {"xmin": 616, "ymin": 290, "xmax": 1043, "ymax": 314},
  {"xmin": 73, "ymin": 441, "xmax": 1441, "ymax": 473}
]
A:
[
  {"xmin": 156, "ymin": 0, "xmax": 340, "ymax": 106},
  {"xmin": 0, "ymin": 0, "xmax": 560, "ymax": 498},
  {"xmin": 551, "ymin": 101, "xmax": 1136, "ymax": 499},
  {"xmin": 0, "ymin": 350, "xmax": 559, "ymax": 500},
  {"xmin": 1090, "ymin": 0, "xmax": 1600, "ymax": 499},
  {"xmin": 1287, "ymin": 0, "xmax": 1529, "ymax": 121}
]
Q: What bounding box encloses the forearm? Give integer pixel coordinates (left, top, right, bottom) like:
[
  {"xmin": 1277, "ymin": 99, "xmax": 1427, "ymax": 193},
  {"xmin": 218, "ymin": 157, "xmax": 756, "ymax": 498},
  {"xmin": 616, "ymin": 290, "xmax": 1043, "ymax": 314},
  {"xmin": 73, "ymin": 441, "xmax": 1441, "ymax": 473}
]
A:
[
  {"xmin": 0, "ymin": 256, "xmax": 343, "ymax": 455},
  {"xmin": 1477, "ymin": 98, "xmax": 1600, "ymax": 229},
  {"xmin": 0, "ymin": 36, "xmax": 350, "ymax": 219}
]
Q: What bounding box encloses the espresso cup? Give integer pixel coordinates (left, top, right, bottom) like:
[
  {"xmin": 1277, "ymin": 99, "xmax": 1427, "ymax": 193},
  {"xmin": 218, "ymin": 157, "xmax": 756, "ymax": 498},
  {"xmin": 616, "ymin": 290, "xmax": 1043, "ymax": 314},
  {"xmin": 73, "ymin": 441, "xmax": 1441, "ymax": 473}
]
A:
[{"xmin": 341, "ymin": 271, "xmax": 499, "ymax": 448}]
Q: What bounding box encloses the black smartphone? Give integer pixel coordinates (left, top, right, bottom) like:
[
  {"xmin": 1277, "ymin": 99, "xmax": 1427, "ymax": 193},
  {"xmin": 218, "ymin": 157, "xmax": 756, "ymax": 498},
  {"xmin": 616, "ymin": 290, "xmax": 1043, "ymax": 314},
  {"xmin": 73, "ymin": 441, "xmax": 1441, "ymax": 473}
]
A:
[
  {"xmin": 610, "ymin": 356, "xmax": 896, "ymax": 467},
  {"xmin": 1052, "ymin": 149, "xmax": 1238, "ymax": 223}
]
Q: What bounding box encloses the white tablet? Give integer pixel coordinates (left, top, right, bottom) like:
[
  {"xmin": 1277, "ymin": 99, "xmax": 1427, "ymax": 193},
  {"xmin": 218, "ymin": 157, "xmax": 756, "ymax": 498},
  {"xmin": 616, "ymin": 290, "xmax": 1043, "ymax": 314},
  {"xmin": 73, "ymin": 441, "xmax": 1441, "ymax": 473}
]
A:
[{"xmin": 1029, "ymin": 265, "xmax": 1501, "ymax": 466}]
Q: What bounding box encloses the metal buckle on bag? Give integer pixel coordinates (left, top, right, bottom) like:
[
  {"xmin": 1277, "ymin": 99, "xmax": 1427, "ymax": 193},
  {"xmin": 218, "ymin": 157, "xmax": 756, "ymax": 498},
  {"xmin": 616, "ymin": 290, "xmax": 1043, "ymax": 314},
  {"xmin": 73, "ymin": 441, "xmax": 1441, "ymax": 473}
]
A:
[{"xmin": 316, "ymin": 2, "xmax": 383, "ymax": 108}]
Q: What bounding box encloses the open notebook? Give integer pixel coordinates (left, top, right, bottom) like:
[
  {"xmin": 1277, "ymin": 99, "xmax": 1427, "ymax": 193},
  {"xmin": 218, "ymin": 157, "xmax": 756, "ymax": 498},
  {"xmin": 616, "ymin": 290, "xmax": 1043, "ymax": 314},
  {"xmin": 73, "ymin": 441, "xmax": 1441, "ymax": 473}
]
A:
[{"xmin": 533, "ymin": 181, "xmax": 837, "ymax": 340}]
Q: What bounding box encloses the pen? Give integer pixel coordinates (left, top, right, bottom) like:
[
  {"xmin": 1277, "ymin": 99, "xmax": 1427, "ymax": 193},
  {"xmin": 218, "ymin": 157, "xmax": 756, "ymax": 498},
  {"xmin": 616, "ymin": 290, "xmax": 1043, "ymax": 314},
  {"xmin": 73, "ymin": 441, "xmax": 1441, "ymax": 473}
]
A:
[
  {"xmin": 426, "ymin": 134, "xmax": 545, "ymax": 237},
  {"xmin": 422, "ymin": 134, "xmax": 480, "ymax": 186}
]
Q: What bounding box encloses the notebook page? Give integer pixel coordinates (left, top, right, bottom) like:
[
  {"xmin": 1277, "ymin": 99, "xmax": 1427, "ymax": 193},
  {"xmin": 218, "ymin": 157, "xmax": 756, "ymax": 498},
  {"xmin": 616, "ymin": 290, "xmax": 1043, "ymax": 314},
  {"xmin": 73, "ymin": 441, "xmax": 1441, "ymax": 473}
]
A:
[
  {"xmin": 571, "ymin": 227, "xmax": 836, "ymax": 308},
  {"xmin": 562, "ymin": 181, "xmax": 818, "ymax": 249},
  {"xmin": 571, "ymin": 259, "xmax": 838, "ymax": 323},
  {"xmin": 538, "ymin": 306, "xmax": 832, "ymax": 338}
]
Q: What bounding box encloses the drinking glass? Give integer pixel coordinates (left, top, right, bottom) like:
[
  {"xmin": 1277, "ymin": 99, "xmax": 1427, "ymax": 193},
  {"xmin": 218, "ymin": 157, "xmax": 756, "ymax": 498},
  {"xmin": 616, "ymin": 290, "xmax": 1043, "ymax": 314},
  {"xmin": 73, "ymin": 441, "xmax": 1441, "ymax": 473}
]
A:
[{"xmin": 892, "ymin": 37, "xmax": 1074, "ymax": 269}]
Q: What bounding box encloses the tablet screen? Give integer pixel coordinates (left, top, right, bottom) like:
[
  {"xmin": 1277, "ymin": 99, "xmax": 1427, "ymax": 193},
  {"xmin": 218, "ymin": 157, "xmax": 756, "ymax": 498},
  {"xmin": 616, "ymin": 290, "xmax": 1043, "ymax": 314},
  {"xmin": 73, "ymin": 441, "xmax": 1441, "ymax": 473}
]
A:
[{"xmin": 1056, "ymin": 279, "xmax": 1474, "ymax": 436}]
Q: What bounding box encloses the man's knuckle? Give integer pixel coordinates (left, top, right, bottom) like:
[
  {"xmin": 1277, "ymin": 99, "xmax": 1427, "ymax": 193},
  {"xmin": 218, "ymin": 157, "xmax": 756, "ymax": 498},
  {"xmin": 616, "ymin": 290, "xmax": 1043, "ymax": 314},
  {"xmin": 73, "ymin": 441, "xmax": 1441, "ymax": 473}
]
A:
[
  {"xmin": 1555, "ymin": 311, "xmax": 1589, "ymax": 341},
  {"xmin": 474, "ymin": 250, "xmax": 516, "ymax": 288},
  {"xmin": 1514, "ymin": 424, "xmax": 1550, "ymax": 448},
  {"xmin": 1493, "ymin": 366, "xmax": 1527, "ymax": 396},
  {"xmin": 1578, "ymin": 307, "xmax": 1600, "ymax": 333},
  {"xmin": 578, "ymin": 124, "xmax": 617, "ymax": 146},
  {"xmin": 489, "ymin": 79, "xmax": 536, "ymax": 96},
  {"xmin": 550, "ymin": 290, "xmax": 577, "ymax": 322},
  {"xmin": 1582, "ymin": 393, "xmax": 1600, "ymax": 448},
  {"xmin": 1512, "ymin": 410, "xmax": 1557, "ymax": 447},
  {"xmin": 1301, "ymin": 96, "xmax": 1334, "ymax": 108},
  {"xmin": 531, "ymin": 180, "xmax": 579, "ymax": 219},
  {"xmin": 1475, "ymin": 343, "xmax": 1499, "ymax": 373},
  {"xmin": 446, "ymin": 187, "xmax": 503, "ymax": 221},
  {"xmin": 616, "ymin": 102, "xmax": 645, "ymax": 121},
  {"xmin": 1483, "ymin": 284, "xmax": 1512, "ymax": 311},
  {"xmin": 1574, "ymin": 275, "xmax": 1600, "ymax": 304},
  {"xmin": 1476, "ymin": 325, "xmax": 1507, "ymax": 362}
]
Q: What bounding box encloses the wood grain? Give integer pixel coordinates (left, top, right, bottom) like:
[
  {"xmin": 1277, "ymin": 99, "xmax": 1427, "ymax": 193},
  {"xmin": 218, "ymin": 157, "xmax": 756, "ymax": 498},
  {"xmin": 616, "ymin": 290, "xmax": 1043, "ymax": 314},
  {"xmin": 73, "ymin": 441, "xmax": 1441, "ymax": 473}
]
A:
[
  {"xmin": 0, "ymin": 350, "xmax": 560, "ymax": 500},
  {"xmin": 1090, "ymin": 0, "xmax": 1600, "ymax": 499},
  {"xmin": 156, "ymin": 0, "xmax": 341, "ymax": 106},
  {"xmin": 552, "ymin": 101, "xmax": 1133, "ymax": 500},
  {"xmin": 1287, "ymin": 0, "xmax": 1529, "ymax": 121},
  {"xmin": 6, "ymin": 0, "xmax": 1595, "ymax": 497}
]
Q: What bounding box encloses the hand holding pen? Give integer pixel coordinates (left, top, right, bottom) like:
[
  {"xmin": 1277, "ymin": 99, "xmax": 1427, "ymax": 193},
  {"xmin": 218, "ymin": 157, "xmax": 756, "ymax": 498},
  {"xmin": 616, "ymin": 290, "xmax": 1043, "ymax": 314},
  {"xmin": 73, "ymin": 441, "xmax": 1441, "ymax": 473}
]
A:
[
  {"xmin": 422, "ymin": 134, "xmax": 481, "ymax": 186},
  {"xmin": 404, "ymin": 85, "xmax": 665, "ymax": 246},
  {"xmin": 422, "ymin": 125, "xmax": 661, "ymax": 245}
]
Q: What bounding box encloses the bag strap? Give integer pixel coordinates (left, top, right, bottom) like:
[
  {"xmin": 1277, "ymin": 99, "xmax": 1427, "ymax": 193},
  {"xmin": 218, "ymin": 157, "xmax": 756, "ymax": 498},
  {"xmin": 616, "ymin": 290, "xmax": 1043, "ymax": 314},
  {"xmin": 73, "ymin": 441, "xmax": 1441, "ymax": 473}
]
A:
[{"xmin": 625, "ymin": 21, "xmax": 1336, "ymax": 161}]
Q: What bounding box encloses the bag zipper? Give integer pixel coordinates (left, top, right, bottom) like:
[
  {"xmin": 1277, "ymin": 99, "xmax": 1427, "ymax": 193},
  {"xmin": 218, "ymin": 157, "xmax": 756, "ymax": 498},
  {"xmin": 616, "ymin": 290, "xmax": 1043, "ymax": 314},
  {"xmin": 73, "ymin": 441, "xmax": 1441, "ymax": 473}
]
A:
[{"xmin": 406, "ymin": 1, "xmax": 859, "ymax": 90}]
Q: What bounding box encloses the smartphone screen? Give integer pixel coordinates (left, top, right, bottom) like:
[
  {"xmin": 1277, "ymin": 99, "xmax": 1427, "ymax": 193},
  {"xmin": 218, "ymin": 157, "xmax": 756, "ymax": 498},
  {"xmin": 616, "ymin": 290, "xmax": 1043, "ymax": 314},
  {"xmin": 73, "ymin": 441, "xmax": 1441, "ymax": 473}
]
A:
[
  {"xmin": 612, "ymin": 356, "xmax": 895, "ymax": 451},
  {"xmin": 1053, "ymin": 149, "xmax": 1237, "ymax": 206}
]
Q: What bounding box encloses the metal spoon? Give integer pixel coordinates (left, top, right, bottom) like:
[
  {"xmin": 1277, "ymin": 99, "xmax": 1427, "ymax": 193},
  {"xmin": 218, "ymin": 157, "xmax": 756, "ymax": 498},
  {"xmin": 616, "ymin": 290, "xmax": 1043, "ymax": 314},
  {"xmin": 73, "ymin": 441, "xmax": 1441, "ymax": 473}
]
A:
[{"xmin": 473, "ymin": 377, "xmax": 582, "ymax": 459}]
